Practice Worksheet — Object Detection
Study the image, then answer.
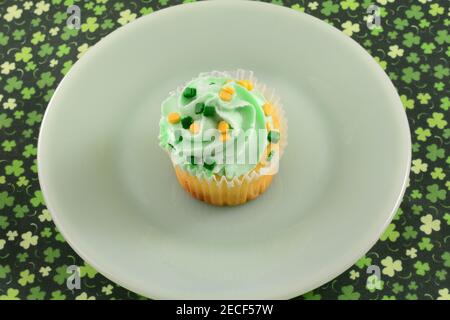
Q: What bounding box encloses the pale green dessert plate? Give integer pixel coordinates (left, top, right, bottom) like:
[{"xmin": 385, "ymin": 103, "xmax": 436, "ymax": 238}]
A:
[{"xmin": 38, "ymin": 1, "xmax": 411, "ymax": 299}]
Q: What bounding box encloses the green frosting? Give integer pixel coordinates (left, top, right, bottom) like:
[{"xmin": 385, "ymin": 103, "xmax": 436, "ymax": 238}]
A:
[{"xmin": 159, "ymin": 73, "xmax": 274, "ymax": 179}]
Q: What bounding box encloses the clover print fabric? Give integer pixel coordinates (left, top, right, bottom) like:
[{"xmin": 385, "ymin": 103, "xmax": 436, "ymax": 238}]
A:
[{"xmin": 0, "ymin": 0, "xmax": 449, "ymax": 300}]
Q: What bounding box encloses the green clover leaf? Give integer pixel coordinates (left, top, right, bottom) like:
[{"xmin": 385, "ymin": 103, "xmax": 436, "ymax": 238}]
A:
[
  {"xmin": 27, "ymin": 287, "xmax": 46, "ymax": 300},
  {"xmin": 0, "ymin": 265, "xmax": 11, "ymax": 279},
  {"xmin": 401, "ymin": 67, "xmax": 420, "ymax": 83},
  {"xmin": 30, "ymin": 190, "xmax": 44, "ymax": 207},
  {"xmin": 19, "ymin": 232, "xmax": 38, "ymax": 249},
  {"xmin": 0, "ymin": 192, "xmax": 14, "ymax": 210},
  {"xmin": 5, "ymin": 160, "xmax": 24, "ymax": 177},
  {"xmin": 0, "ymin": 288, "xmax": 20, "ymax": 300},
  {"xmin": 420, "ymin": 214, "xmax": 441, "ymax": 234},
  {"xmin": 14, "ymin": 47, "xmax": 33, "ymax": 63},
  {"xmin": 338, "ymin": 285, "xmax": 360, "ymax": 300},
  {"xmin": 321, "ymin": 0, "xmax": 339, "ymax": 16},
  {"xmin": 425, "ymin": 184, "xmax": 446, "ymax": 203},
  {"xmin": 43, "ymin": 247, "xmax": 61, "ymax": 263},
  {"xmin": 381, "ymin": 256, "xmax": 403, "ymax": 277},
  {"xmin": 426, "ymin": 144, "xmax": 445, "ymax": 161},
  {"xmin": 81, "ymin": 17, "xmax": 100, "ymax": 32},
  {"xmin": 380, "ymin": 223, "xmax": 400, "ymax": 242},
  {"xmin": 413, "ymin": 261, "xmax": 430, "ymax": 276},
  {"xmin": 405, "ymin": 5, "xmax": 424, "ymax": 20},
  {"xmin": 18, "ymin": 269, "xmax": 35, "ymax": 286},
  {"xmin": 402, "ymin": 226, "xmax": 418, "ymax": 240},
  {"xmin": 418, "ymin": 237, "xmax": 433, "ymax": 251}
]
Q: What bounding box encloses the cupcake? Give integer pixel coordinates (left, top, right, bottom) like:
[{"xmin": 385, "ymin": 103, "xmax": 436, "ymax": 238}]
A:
[{"xmin": 158, "ymin": 70, "xmax": 287, "ymax": 206}]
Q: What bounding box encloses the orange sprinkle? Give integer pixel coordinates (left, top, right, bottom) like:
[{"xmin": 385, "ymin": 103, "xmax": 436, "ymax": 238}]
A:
[
  {"xmin": 217, "ymin": 121, "xmax": 229, "ymax": 134},
  {"xmin": 262, "ymin": 103, "xmax": 273, "ymax": 116},
  {"xmin": 167, "ymin": 112, "xmax": 181, "ymax": 124},
  {"xmin": 220, "ymin": 133, "xmax": 230, "ymax": 142},
  {"xmin": 219, "ymin": 86, "xmax": 235, "ymax": 101},
  {"xmin": 265, "ymin": 122, "xmax": 271, "ymax": 131},
  {"xmin": 237, "ymin": 80, "xmax": 253, "ymax": 91},
  {"xmin": 222, "ymin": 86, "xmax": 234, "ymax": 94},
  {"xmin": 189, "ymin": 121, "xmax": 200, "ymax": 134},
  {"xmin": 272, "ymin": 117, "xmax": 280, "ymax": 129}
]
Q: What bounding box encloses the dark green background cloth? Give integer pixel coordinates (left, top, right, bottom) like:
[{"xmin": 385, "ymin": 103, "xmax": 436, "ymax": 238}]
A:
[{"xmin": 0, "ymin": 0, "xmax": 448, "ymax": 300}]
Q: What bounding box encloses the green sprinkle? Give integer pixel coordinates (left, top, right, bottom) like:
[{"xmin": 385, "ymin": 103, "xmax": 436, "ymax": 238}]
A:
[
  {"xmin": 203, "ymin": 160, "xmax": 216, "ymax": 170},
  {"xmin": 181, "ymin": 116, "xmax": 193, "ymax": 129},
  {"xmin": 195, "ymin": 102, "xmax": 205, "ymax": 114},
  {"xmin": 268, "ymin": 130, "xmax": 280, "ymax": 143},
  {"xmin": 203, "ymin": 105, "xmax": 216, "ymax": 117},
  {"xmin": 174, "ymin": 130, "xmax": 183, "ymax": 143},
  {"xmin": 183, "ymin": 87, "xmax": 196, "ymax": 99},
  {"xmin": 267, "ymin": 150, "xmax": 274, "ymax": 161},
  {"xmin": 189, "ymin": 156, "xmax": 197, "ymax": 165}
]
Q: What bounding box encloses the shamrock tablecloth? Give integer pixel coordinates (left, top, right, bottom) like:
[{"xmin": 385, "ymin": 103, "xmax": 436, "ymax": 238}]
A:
[{"xmin": 0, "ymin": 0, "xmax": 448, "ymax": 300}]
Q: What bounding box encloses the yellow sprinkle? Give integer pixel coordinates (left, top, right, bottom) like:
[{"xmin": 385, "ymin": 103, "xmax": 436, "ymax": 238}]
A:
[
  {"xmin": 167, "ymin": 112, "xmax": 180, "ymax": 124},
  {"xmin": 262, "ymin": 103, "xmax": 273, "ymax": 116},
  {"xmin": 273, "ymin": 117, "xmax": 280, "ymax": 129},
  {"xmin": 189, "ymin": 121, "xmax": 200, "ymax": 134},
  {"xmin": 219, "ymin": 86, "xmax": 235, "ymax": 101},
  {"xmin": 222, "ymin": 86, "xmax": 234, "ymax": 94},
  {"xmin": 237, "ymin": 80, "xmax": 253, "ymax": 91},
  {"xmin": 217, "ymin": 121, "xmax": 229, "ymax": 134},
  {"xmin": 219, "ymin": 91, "xmax": 232, "ymax": 101},
  {"xmin": 265, "ymin": 122, "xmax": 271, "ymax": 131},
  {"xmin": 220, "ymin": 133, "xmax": 230, "ymax": 142}
]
